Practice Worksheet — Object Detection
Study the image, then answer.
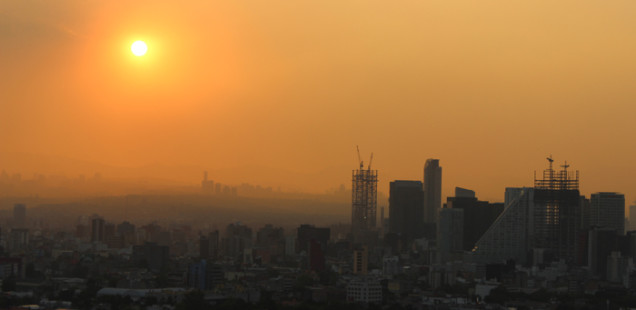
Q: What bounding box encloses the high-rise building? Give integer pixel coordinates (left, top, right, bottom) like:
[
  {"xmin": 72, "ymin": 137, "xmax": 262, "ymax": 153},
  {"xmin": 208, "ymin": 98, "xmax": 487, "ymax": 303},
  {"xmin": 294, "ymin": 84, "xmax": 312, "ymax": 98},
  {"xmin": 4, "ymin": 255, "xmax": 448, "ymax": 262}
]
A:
[
  {"xmin": 13, "ymin": 204, "xmax": 26, "ymax": 228},
  {"xmin": 351, "ymin": 151, "xmax": 378, "ymax": 243},
  {"xmin": 472, "ymin": 158, "xmax": 581, "ymax": 265},
  {"xmin": 446, "ymin": 187, "xmax": 504, "ymax": 251},
  {"xmin": 389, "ymin": 180, "xmax": 424, "ymax": 242},
  {"xmin": 437, "ymin": 208, "xmax": 464, "ymax": 262},
  {"xmin": 91, "ymin": 216, "xmax": 105, "ymax": 243},
  {"xmin": 423, "ymin": 159, "xmax": 442, "ymax": 226},
  {"xmin": 590, "ymin": 192, "xmax": 625, "ymax": 234}
]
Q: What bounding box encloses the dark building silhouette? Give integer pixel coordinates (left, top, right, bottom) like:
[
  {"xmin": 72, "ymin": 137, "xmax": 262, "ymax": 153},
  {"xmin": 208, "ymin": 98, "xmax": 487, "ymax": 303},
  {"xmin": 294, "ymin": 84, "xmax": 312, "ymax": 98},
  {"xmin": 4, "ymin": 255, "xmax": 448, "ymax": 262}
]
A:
[
  {"xmin": 389, "ymin": 180, "xmax": 424, "ymax": 243},
  {"xmin": 200, "ymin": 230, "xmax": 220, "ymax": 260},
  {"xmin": 309, "ymin": 239, "xmax": 325, "ymax": 271},
  {"xmin": 437, "ymin": 207, "xmax": 463, "ymax": 262},
  {"xmin": 297, "ymin": 224, "xmax": 330, "ymax": 254},
  {"xmin": 255, "ymin": 224, "xmax": 285, "ymax": 259},
  {"xmin": 423, "ymin": 159, "xmax": 442, "ymax": 226},
  {"xmin": 590, "ymin": 192, "xmax": 625, "ymax": 234},
  {"xmin": 445, "ymin": 187, "xmax": 504, "ymax": 251},
  {"xmin": 91, "ymin": 216, "xmax": 105, "ymax": 243},
  {"xmin": 587, "ymin": 227, "xmax": 629, "ymax": 279},
  {"xmin": 532, "ymin": 160, "xmax": 581, "ymax": 264}
]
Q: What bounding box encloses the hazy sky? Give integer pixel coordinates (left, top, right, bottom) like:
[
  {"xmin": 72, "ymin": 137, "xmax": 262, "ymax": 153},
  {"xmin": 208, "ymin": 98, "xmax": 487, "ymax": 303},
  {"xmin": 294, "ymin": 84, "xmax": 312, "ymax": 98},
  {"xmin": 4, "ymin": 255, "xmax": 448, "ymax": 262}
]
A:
[{"xmin": 2, "ymin": 1, "xmax": 636, "ymax": 203}]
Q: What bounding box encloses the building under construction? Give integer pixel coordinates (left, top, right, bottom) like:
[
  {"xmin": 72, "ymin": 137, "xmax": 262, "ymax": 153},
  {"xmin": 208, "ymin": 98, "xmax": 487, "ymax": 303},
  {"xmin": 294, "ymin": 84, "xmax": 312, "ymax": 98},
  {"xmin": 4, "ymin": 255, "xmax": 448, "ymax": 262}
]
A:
[
  {"xmin": 532, "ymin": 157, "xmax": 581, "ymax": 264},
  {"xmin": 472, "ymin": 157, "xmax": 581, "ymax": 265},
  {"xmin": 351, "ymin": 147, "xmax": 378, "ymax": 243}
]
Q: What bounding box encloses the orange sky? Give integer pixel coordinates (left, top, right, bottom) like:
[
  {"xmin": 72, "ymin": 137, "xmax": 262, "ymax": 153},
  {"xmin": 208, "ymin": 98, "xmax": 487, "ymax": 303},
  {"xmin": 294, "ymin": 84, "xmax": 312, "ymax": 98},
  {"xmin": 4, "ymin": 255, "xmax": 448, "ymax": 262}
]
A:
[{"xmin": 2, "ymin": 1, "xmax": 636, "ymax": 204}]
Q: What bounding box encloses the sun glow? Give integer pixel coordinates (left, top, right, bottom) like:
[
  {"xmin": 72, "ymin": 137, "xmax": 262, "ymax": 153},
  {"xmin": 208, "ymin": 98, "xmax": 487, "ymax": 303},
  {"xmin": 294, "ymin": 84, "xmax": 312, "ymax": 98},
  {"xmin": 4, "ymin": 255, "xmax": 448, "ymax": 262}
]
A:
[{"xmin": 131, "ymin": 41, "xmax": 148, "ymax": 56}]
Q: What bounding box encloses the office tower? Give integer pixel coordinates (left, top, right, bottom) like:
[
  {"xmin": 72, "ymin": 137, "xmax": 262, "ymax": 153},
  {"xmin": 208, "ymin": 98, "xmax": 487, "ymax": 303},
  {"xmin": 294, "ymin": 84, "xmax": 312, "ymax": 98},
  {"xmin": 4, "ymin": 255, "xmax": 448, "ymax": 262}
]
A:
[
  {"xmin": 91, "ymin": 216, "xmax": 105, "ymax": 243},
  {"xmin": 423, "ymin": 159, "xmax": 442, "ymax": 225},
  {"xmin": 351, "ymin": 150, "xmax": 378, "ymax": 243},
  {"xmin": 389, "ymin": 180, "xmax": 424, "ymax": 242},
  {"xmin": 437, "ymin": 208, "xmax": 464, "ymax": 262},
  {"xmin": 590, "ymin": 192, "xmax": 625, "ymax": 234},
  {"xmin": 353, "ymin": 246, "xmax": 369, "ymax": 275},
  {"xmin": 473, "ymin": 158, "xmax": 581, "ymax": 265},
  {"xmin": 446, "ymin": 187, "xmax": 504, "ymax": 251},
  {"xmin": 13, "ymin": 204, "xmax": 26, "ymax": 228}
]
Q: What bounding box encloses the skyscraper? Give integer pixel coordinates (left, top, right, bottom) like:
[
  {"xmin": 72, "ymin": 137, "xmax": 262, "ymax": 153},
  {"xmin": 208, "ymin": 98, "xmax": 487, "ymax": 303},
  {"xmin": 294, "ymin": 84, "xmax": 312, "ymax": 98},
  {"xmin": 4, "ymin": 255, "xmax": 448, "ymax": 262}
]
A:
[
  {"xmin": 13, "ymin": 204, "xmax": 26, "ymax": 228},
  {"xmin": 423, "ymin": 159, "xmax": 442, "ymax": 225},
  {"xmin": 389, "ymin": 180, "xmax": 424, "ymax": 242},
  {"xmin": 590, "ymin": 192, "xmax": 625, "ymax": 234},
  {"xmin": 351, "ymin": 151, "xmax": 378, "ymax": 243},
  {"xmin": 91, "ymin": 216, "xmax": 105, "ymax": 243}
]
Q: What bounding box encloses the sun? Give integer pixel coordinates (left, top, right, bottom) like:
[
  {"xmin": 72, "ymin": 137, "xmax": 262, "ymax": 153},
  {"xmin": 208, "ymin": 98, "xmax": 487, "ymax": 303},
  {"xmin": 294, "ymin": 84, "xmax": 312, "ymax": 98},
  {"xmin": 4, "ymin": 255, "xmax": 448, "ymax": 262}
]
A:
[{"xmin": 131, "ymin": 41, "xmax": 148, "ymax": 56}]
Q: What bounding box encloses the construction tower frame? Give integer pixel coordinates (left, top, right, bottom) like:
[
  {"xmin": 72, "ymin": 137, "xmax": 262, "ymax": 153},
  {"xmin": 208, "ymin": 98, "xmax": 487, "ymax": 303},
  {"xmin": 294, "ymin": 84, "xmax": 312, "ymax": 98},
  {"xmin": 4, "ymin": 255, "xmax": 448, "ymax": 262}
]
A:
[{"xmin": 352, "ymin": 147, "xmax": 378, "ymax": 240}]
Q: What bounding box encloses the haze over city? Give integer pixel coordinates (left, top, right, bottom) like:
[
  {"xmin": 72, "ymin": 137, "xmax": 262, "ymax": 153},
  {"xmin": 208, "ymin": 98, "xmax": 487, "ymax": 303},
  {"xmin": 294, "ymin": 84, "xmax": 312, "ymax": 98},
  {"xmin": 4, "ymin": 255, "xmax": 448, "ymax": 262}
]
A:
[
  {"xmin": 2, "ymin": 1, "xmax": 636, "ymax": 309},
  {"xmin": 3, "ymin": 1, "xmax": 636, "ymax": 203}
]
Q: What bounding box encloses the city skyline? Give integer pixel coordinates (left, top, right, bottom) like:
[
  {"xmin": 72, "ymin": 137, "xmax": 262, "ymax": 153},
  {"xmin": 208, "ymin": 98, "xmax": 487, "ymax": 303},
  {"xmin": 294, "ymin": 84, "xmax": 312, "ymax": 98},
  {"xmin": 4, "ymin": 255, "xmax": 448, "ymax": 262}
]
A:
[
  {"xmin": 3, "ymin": 1, "xmax": 636, "ymax": 205},
  {"xmin": 4, "ymin": 1, "xmax": 636, "ymax": 308}
]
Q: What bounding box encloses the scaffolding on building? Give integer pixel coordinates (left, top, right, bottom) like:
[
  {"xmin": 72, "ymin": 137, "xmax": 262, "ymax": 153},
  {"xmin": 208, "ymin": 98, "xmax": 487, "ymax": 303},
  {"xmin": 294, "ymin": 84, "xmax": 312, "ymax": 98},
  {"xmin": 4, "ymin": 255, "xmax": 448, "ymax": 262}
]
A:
[
  {"xmin": 532, "ymin": 156, "xmax": 581, "ymax": 264},
  {"xmin": 352, "ymin": 147, "xmax": 378, "ymax": 239},
  {"xmin": 534, "ymin": 156, "xmax": 579, "ymax": 190}
]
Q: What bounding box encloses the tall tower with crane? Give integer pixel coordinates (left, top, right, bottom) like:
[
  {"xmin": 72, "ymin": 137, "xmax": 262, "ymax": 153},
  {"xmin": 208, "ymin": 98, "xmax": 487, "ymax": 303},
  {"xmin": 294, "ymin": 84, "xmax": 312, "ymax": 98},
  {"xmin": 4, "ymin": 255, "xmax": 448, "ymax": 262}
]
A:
[{"xmin": 351, "ymin": 146, "xmax": 378, "ymax": 243}]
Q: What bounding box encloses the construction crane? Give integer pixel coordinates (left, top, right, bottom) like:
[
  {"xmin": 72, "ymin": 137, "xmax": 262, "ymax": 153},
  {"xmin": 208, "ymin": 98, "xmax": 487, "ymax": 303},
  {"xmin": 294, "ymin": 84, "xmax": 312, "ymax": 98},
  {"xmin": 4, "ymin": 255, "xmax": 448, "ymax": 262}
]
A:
[
  {"xmin": 368, "ymin": 153, "xmax": 373, "ymax": 171},
  {"xmin": 357, "ymin": 145, "xmax": 363, "ymax": 170}
]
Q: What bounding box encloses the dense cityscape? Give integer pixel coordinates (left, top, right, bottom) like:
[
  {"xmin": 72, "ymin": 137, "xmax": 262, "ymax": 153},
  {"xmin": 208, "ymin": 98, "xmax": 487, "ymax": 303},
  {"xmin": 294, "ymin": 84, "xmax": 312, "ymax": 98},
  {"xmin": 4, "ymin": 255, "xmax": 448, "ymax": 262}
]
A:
[
  {"xmin": 4, "ymin": 2, "xmax": 636, "ymax": 309},
  {"xmin": 0, "ymin": 156, "xmax": 633, "ymax": 309}
]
